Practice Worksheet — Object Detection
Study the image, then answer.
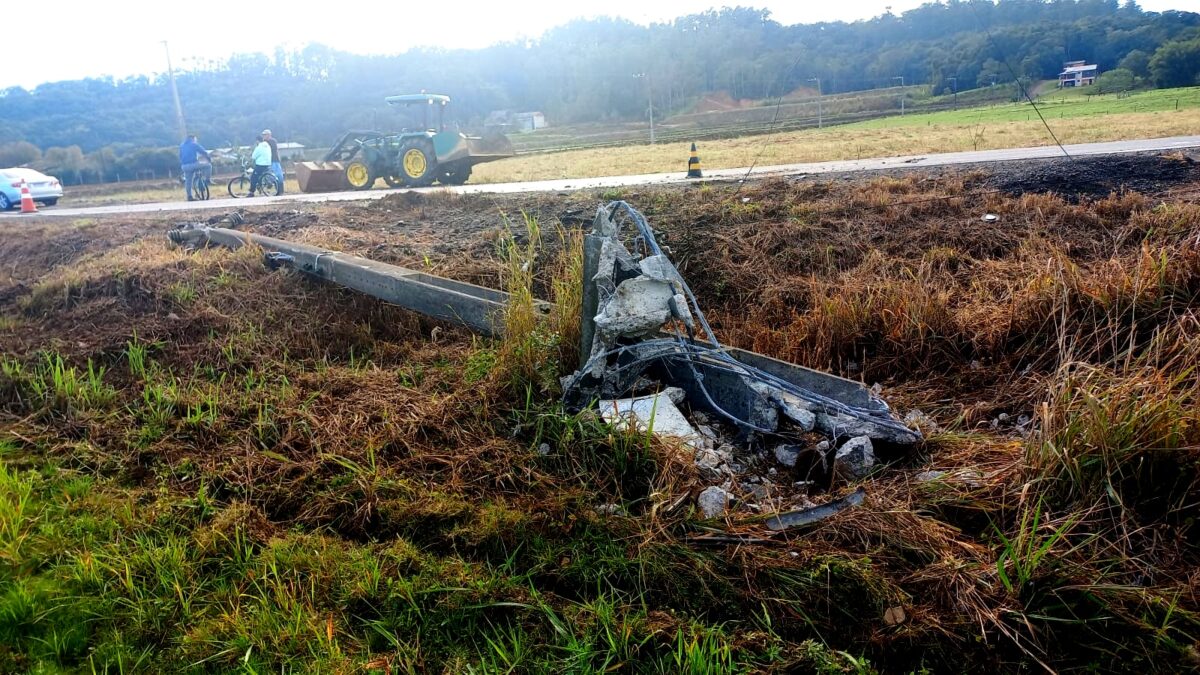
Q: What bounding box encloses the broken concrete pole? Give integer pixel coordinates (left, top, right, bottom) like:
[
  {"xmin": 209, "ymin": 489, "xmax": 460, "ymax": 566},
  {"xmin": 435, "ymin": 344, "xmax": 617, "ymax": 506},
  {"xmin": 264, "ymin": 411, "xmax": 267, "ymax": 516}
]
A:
[
  {"xmin": 835, "ymin": 436, "xmax": 876, "ymax": 477},
  {"xmin": 815, "ymin": 410, "xmax": 921, "ymax": 445},
  {"xmin": 565, "ymin": 201, "xmax": 922, "ymax": 449},
  {"xmin": 771, "ymin": 387, "xmax": 918, "ymax": 444},
  {"xmin": 698, "ymin": 486, "xmax": 732, "ymax": 518},
  {"xmin": 598, "ymin": 391, "xmax": 701, "ymax": 447},
  {"xmin": 773, "ymin": 444, "xmax": 802, "ymax": 468}
]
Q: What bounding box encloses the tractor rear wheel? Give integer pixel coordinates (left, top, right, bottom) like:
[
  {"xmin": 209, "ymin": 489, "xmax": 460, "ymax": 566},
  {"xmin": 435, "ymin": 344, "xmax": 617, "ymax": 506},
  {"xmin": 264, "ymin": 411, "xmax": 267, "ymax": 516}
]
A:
[
  {"xmin": 397, "ymin": 140, "xmax": 436, "ymax": 187},
  {"xmin": 438, "ymin": 163, "xmax": 472, "ymax": 185},
  {"xmin": 345, "ymin": 160, "xmax": 375, "ymax": 190}
]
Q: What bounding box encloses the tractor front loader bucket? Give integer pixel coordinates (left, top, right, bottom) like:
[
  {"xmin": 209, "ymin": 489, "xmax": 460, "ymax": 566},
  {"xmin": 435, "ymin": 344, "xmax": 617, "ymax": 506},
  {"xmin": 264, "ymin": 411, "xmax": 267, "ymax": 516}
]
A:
[
  {"xmin": 296, "ymin": 161, "xmax": 348, "ymax": 193},
  {"xmin": 464, "ymin": 132, "xmax": 515, "ymax": 163},
  {"xmin": 297, "ymin": 130, "xmax": 386, "ymax": 194}
]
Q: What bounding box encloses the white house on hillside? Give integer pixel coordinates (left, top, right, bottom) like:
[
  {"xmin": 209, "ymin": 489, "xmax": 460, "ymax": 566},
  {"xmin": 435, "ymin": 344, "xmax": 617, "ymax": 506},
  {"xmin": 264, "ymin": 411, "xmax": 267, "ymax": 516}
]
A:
[{"xmin": 1058, "ymin": 60, "xmax": 1099, "ymax": 87}]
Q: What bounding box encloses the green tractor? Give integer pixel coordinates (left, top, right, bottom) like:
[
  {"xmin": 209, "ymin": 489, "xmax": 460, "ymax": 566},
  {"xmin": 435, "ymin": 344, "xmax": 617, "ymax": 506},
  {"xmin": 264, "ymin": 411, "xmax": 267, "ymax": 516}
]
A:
[{"xmin": 295, "ymin": 94, "xmax": 515, "ymax": 193}]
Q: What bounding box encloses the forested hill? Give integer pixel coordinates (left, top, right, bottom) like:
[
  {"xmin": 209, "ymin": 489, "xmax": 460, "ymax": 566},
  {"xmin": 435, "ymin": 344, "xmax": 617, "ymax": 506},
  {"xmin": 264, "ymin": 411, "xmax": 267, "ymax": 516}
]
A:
[{"xmin": 1, "ymin": 1, "xmax": 1198, "ymax": 156}]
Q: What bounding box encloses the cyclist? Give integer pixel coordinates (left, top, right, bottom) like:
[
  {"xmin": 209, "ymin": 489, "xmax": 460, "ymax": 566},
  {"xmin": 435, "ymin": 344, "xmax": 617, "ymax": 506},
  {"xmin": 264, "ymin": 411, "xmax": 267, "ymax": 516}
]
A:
[
  {"xmin": 179, "ymin": 134, "xmax": 212, "ymax": 201},
  {"xmin": 247, "ymin": 134, "xmax": 273, "ymax": 197}
]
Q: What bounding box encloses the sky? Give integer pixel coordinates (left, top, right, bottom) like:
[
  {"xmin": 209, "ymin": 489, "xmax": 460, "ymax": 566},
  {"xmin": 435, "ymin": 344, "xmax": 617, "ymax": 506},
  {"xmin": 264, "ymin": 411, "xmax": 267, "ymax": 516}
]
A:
[{"xmin": 4, "ymin": 0, "xmax": 1193, "ymax": 89}]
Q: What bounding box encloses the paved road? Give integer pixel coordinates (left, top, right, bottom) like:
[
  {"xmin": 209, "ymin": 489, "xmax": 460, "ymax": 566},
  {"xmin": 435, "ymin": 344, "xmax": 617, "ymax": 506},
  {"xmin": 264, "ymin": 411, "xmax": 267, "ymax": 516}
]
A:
[{"xmin": 8, "ymin": 135, "xmax": 1200, "ymax": 219}]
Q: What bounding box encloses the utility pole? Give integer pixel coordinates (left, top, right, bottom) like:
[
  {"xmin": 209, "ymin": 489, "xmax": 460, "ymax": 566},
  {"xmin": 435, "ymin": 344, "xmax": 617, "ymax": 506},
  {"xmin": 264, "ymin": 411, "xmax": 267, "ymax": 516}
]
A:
[
  {"xmin": 808, "ymin": 77, "xmax": 822, "ymax": 128},
  {"xmin": 948, "ymin": 76, "xmax": 958, "ymax": 110},
  {"xmin": 648, "ymin": 71, "xmax": 655, "ymax": 144},
  {"xmin": 162, "ymin": 41, "xmax": 187, "ymax": 141},
  {"xmin": 893, "ymin": 76, "xmax": 905, "ymax": 115},
  {"xmin": 633, "ymin": 73, "xmax": 655, "ymax": 144}
]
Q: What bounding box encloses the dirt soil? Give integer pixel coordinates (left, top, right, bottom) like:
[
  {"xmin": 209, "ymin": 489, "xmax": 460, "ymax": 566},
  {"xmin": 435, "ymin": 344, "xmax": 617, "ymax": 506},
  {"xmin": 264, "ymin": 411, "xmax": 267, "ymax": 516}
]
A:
[{"xmin": 982, "ymin": 151, "xmax": 1200, "ymax": 199}]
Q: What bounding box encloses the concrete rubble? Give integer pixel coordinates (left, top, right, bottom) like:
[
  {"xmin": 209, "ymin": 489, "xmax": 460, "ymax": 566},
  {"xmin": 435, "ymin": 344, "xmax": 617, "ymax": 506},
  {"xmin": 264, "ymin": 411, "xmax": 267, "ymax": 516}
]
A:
[
  {"xmin": 698, "ymin": 486, "xmax": 732, "ymax": 518},
  {"xmin": 835, "ymin": 436, "xmax": 876, "ymax": 477},
  {"xmin": 558, "ymin": 201, "xmax": 927, "ymax": 532},
  {"xmin": 773, "ymin": 444, "xmax": 802, "ymax": 468},
  {"xmin": 598, "ymin": 390, "xmax": 701, "ymax": 448}
]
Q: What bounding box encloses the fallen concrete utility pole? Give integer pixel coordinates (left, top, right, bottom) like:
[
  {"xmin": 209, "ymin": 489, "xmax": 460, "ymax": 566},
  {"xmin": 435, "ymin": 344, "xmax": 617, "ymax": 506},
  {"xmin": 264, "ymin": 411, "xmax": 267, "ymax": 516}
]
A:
[
  {"xmin": 168, "ymin": 208, "xmax": 918, "ymax": 451},
  {"xmin": 167, "ymin": 225, "xmax": 546, "ymax": 336},
  {"xmin": 165, "ymin": 224, "xmax": 884, "ymax": 419}
]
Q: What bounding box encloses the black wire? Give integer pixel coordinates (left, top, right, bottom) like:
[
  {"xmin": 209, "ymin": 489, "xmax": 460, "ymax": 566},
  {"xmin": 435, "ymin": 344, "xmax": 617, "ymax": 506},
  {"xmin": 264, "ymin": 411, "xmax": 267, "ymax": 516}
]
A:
[
  {"xmin": 737, "ymin": 53, "xmax": 809, "ymax": 191},
  {"xmin": 967, "ymin": 1, "xmax": 1071, "ymax": 160}
]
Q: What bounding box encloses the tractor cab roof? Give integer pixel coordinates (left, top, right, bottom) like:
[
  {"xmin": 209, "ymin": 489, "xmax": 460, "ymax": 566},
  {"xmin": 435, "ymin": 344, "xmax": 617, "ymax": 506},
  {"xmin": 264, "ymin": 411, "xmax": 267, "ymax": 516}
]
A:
[{"xmin": 385, "ymin": 94, "xmax": 450, "ymax": 106}]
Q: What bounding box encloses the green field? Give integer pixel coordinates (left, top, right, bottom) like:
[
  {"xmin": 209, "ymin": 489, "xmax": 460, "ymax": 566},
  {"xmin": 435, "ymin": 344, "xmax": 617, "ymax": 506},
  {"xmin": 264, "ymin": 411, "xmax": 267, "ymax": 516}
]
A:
[{"xmin": 856, "ymin": 85, "xmax": 1200, "ymax": 129}]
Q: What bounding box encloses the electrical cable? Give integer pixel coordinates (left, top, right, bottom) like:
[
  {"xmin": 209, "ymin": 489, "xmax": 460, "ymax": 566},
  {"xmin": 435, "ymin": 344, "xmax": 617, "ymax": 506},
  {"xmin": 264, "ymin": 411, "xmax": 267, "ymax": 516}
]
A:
[{"xmin": 737, "ymin": 53, "xmax": 808, "ymax": 190}]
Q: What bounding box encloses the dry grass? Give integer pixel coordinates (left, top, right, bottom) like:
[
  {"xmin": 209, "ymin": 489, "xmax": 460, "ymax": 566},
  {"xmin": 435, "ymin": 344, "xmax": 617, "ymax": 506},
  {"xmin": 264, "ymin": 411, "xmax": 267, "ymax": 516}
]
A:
[
  {"xmin": 473, "ymin": 108, "xmax": 1200, "ymax": 183},
  {"xmin": 2, "ymin": 166, "xmax": 1200, "ymax": 671}
]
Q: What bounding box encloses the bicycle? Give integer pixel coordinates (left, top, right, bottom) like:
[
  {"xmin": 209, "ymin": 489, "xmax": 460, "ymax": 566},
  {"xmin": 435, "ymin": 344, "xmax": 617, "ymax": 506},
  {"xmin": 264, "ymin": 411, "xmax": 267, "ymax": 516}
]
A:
[
  {"xmin": 227, "ymin": 157, "xmax": 279, "ymax": 198},
  {"xmin": 190, "ymin": 169, "xmax": 211, "ymax": 201},
  {"xmin": 180, "ymin": 160, "xmax": 212, "ymax": 201}
]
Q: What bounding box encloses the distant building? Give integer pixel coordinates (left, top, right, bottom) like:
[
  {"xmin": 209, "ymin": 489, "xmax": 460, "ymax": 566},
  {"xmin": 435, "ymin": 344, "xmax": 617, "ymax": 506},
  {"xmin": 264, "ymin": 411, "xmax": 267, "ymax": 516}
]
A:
[
  {"xmin": 514, "ymin": 112, "xmax": 547, "ymax": 132},
  {"xmin": 276, "ymin": 142, "xmax": 306, "ymax": 160},
  {"xmin": 1058, "ymin": 61, "xmax": 1099, "ymax": 88},
  {"xmin": 214, "ymin": 142, "xmax": 307, "ymax": 162},
  {"xmin": 485, "ymin": 110, "xmax": 548, "ymax": 133}
]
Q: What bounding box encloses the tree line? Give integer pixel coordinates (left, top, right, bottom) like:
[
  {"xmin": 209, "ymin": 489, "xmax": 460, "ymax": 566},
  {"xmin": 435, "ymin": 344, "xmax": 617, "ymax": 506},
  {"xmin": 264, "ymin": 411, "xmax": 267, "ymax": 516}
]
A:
[{"xmin": 1, "ymin": 0, "xmax": 1198, "ymax": 184}]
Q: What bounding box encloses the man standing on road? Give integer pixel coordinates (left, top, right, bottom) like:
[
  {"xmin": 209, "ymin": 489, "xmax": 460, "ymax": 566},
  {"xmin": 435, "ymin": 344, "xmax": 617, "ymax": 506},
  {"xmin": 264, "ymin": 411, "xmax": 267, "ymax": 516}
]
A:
[
  {"xmin": 262, "ymin": 129, "xmax": 284, "ymax": 195},
  {"xmin": 178, "ymin": 134, "xmax": 212, "ymax": 201},
  {"xmin": 248, "ymin": 134, "xmax": 273, "ymax": 197}
]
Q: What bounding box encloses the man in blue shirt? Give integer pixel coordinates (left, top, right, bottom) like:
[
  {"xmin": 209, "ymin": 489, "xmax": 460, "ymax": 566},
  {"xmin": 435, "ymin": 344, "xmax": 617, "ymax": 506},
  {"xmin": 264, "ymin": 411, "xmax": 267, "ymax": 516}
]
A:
[{"xmin": 178, "ymin": 134, "xmax": 212, "ymax": 201}]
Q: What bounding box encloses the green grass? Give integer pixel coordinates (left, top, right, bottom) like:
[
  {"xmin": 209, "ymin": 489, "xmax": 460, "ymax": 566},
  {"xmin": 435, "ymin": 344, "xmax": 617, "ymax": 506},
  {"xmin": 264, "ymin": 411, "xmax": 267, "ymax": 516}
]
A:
[
  {"xmin": 853, "ymin": 85, "xmax": 1200, "ymax": 129},
  {"xmin": 0, "ymin": 444, "xmax": 795, "ymax": 673}
]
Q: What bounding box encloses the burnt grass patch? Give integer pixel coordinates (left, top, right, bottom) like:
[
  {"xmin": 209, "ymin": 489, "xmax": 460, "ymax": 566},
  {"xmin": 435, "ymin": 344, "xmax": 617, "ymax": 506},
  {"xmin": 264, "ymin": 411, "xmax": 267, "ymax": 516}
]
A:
[{"xmin": 1, "ymin": 159, "xmax": 1199, "ymax": 672}]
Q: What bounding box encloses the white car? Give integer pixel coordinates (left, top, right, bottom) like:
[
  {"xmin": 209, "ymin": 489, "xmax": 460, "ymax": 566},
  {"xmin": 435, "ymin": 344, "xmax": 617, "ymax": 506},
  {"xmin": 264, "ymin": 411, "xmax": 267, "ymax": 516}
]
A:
[{"xmin": 0, "ymin": 168, "xmax": 64, "ymax": 210}]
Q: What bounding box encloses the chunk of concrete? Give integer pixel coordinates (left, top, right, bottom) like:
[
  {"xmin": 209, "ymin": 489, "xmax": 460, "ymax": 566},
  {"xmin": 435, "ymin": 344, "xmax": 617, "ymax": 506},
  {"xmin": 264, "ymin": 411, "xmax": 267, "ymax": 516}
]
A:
[
  {"xmin": 697, "ymin": 486, "xmax": 731, "ymax": 518},
  {"xmin": 834, "ymin": 436, "xmax": 875, "ymax": 477},
  {"xmin": 773, "ymin": 444, "xmax": 802, "ymax": 468},
  {"xmin": 594, "ymin": 503, "xmax": 623, "ymax": 516},
  {"xmin": 903, "ymin": 409, "xmax": 939, "ymax": 434},
  {"xmin": 774, "ymin": 392, "xmax": 817, "ymax": 431},
  {"xmin": 694, "ymin": 447, "xmax": 728, "ymax": 478},
  {"xmin": 746, "ymin": 381, "xmax": 780, "ymax": 431},
  {"xmin": 746, "ymin": 482, "xmax": 773, "ymax": 502},
  {"xmin": 593, "ymin": 277, "xmax": 675, "ymax": 342},
  {"xmin": 883, "ymin": 606, "xmax": 907, "ymax": 626},
  {"xmin": 598, "ymin": 392, "xmax": 701, "ymax": 447}
]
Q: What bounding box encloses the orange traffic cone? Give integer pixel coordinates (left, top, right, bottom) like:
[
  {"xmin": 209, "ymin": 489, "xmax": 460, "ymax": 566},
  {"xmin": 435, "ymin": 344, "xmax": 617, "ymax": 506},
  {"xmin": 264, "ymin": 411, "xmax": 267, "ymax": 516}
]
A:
[
  {"xmin": 687, "ymin": 143, "xmax": 703, "ymax": 178},
  {"xmin": 18, "ymin": 181, "xmax": 37, "ymax": 214}
]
